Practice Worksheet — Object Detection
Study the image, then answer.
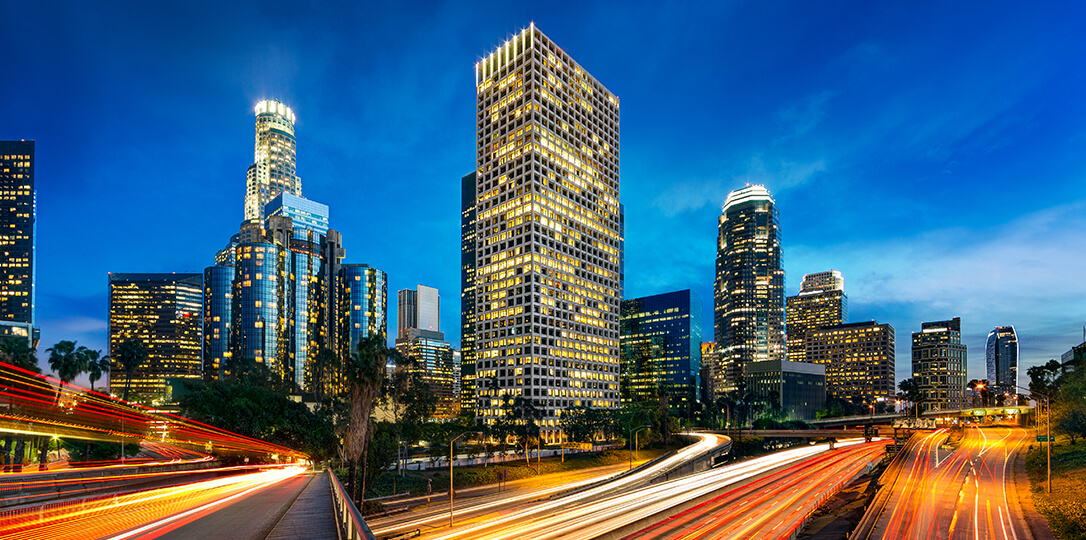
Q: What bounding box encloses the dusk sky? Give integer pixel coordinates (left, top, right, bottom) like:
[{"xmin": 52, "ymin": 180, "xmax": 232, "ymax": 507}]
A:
[{"xmin": 3, "ymin": 1, "xmax": 1084, "ymax": 387}]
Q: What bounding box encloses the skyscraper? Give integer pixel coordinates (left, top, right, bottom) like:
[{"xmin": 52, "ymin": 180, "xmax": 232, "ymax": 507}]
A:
[
  {"xmin": 398, "ymin": 285, "xmax": 439, "ymax": 338},
  {"xmin": 337, "ymin": 264, "xmax": 388, "ymax": 359},
  {"xmin": 107, "ymin": 273, "xmax": 203, "ymax": 406},
  {"xmin": 986, "ymin": 326, "xmax": 1019, "ymax": 397},
  {"xmin": 619, "ymin": 290, "xmax": 702, "ymax": 415},
  {"xmin": 473, "ymin": 25, "xmax": 622, "ymax": 443},
  {"xmin": 0, "ymin": 141, "xmax": 36, "ymax": 344},
  {"xmin": 396, "ymin": 284, "xmax": 456, "ymax": 417},
  {"xmin": 244, "ymin": 100, "xmax": 300, "ymax": 222},
  {"xmin": 460, "ymin": 171, "xmax": 478, "ymax": 415},
  {"xmin": 912, "ymin": 317, "xmax": 967, "ymax": 412},
  {"xmin": 786, "ymin": 270, "xmax": 847, "ymax": 363},
  {"xmin": 714, "ymin": 185, "xmax": 785, "ymax": 392},
  {"xmin": 807, "ymin": 321, "xmax": 895, "ymax": 403}
]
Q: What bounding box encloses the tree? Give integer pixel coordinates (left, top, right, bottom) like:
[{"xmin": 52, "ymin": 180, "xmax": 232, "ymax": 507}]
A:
[
  {"xmin": 559, "ymin": 404, "xmax": 598, "ymax": 444},
  {"xmin": 1027, "ymin": 360, "xmax": 1063, "ymax": 400},
  {"xmin": 343, "ymin": 334, "xmax": 389, "ymax": 504},
  {"xmin": 81, "ymin": 348, "xmax": 110, "ymax": 393},
  {"xmin": 46, "ymin": 340, "xmax": 85, "ymax": 402},
  {"xmin": 898, "ymin": 378, "xmax": 922, "ymax": 416},
  {"xmin": 0, "ymin": 337, "xmax": 39, "ymax": 372},
  {"xmin": 505, "ymin": 396, "xmax": 542, "ymax": 468},
  {"xmin": 115, "ymin": 338, "xmax": 148, "ymax": 402}
]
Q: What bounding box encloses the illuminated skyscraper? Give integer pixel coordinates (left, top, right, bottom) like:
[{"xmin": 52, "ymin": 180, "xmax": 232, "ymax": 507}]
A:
[
  {"xmin": 396, "ymin": 284, "xmax": 455, "ymax": 417},
  {"xmin": 460, "ymin": 171, "xmax": 478, "ymax": 415},
  {"xmin": 714, "ymin": 185, "xmax": 785, "ymax": 392},
  {"xmin": 473, "ymin": 25, "xmax": 622, "ymax": 443},
  {"xmin": 786, "ymin": 270, "xmax": 847, "ymax": 363},
  {"xmin": 619, "ymin": 290, "xmax": 702, "ymax": 415},
  {"xmin": 337, "ymin": 264, "xmax": 387, "ymax": 359},
  {"xmin": 0, "ymin": 141, "xmax": 36, "ymax": 344},
  {"xmin": 398, "ymin": 285, "xmax": 439, "ymax": 338},
  {"xmin": 985, "ymin": 326, "xmax": 1018, "ymax": 397},
  {"xmin": 807, "ymin": 321, "xmax": 895, "ymax": 403},
  {"xmin": 912, "ymin": 317, "xmax": 967, "ymax": 412},
  {"xmin": 107, "ymin": 273, "xmax": 202, "ymax": 406},
  {"xmin": 244, "ymin": 100, "xmax": 300, "ymax": 222}
]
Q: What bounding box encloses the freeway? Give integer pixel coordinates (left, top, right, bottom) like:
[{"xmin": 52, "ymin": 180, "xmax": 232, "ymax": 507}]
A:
[
  {"xmin": 621, "ymin": 440, "xmax": 888, "ymax": 539},
  {"xmin": 0, "ymin": 465, "xmax": 308, "ymax": 539},
  {"xmin": 427, "ymin": 437, "xmax": 879, "ymax": 540},
  {"xmin": 869, "ymin": 423, "xmax": 1030, "ymax": 540}
]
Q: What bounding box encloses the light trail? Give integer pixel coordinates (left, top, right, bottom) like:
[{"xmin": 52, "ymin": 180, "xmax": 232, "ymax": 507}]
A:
[{"xmin": 0, "ymin": 465, "xmax": 306, "ymax": 539}]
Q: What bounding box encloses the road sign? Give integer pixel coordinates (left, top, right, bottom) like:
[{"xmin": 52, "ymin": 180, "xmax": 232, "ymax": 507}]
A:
[
  {"xmin": 892, "ymin": 418, "xmax": 936, "ymax": 429},
  {"xmin": 1037, "ymin": 435, "xmax": 1050, "ymax": 442}
]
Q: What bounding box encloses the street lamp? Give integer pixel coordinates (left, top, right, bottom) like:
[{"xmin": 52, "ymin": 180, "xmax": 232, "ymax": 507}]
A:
[
  {"xmin": 449, "ymin": 431, "xmax": 482, "ymax": 528},
  {"xmin": 628, "ymin": 424, "xmax": 650, "ymax": 470},
  {"xmin": 1014, "ymin": 385, "xmax": 1051, "ymax": 494}
]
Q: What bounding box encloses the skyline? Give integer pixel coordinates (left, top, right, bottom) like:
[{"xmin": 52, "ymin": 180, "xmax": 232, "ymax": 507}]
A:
[{"xmin": 3, "ymin": 1, "xmax": 1085, "ymax": 387}]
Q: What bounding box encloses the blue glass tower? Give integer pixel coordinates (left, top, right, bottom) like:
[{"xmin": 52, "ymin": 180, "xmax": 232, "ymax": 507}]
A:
[
  {"xmin": 337, "ymin": 264, "xmax": 388, "ymax": 360},
  {"xmin": 620, "ymin": 289, "xmax": 703, "ymax": 414}
]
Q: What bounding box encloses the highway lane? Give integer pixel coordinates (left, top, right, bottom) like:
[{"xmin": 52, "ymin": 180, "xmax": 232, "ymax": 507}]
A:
[
  {"xmin": 432, "ymin": 437, "xmax": 874, "ymax": 540},
  {"xmin": 872, "ymin": 424, "xmax": 1029, "ymax": 540},
  {"xmin": 622, "ymin": 440, "xmax": 888, "ymax": 540},
  {"xmin": 0, "ymin": 466, "xmax": 308, "ymax": 539}
]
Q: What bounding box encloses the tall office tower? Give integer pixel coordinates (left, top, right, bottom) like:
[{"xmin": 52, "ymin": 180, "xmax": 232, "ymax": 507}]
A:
[
  {"xmin": 202, "ymin": 265, "xmax": 233, "ymax": 380},
  {"xmin": 0, "ymin": 141, "xmax": 36, "ymax": 345},
  {"xmin": 107, "ymin": 273, "xmax": 202, "ymax": 406},
  {"xmin": 807, "ymin": 321, "xmax": 895, "ymax": 403},
  {"xmin": 396, "ymin": 284, "xmax": 456, "ymax": 417},
  {"xmin": 397, "ymin": 285, "xmax": 440, "ymax": 338},
  {"xmin": 701, "ymin": 342, "xmax": 722, "ymax": 400},
  {"xmin": 244, "ymin": 100, "xmax": 301, "ymax": 222},
  {"xmin": 985, "ymin": 326, "xmax": 1019, "ymax": 397},
  {"xmin": 266, "ymin": 192, "xmax": 329, "ymax": 235},
  {"xmin": 912, "ymin": 317, "xmax": 967, "ymax": 412},
  {"xmin": 619, "ymin": 290, "xmax": 702, "ymax": 415},
  {"xmin": 786, "ymin": 270, "xmax": 848, "ymax": 363},
  {"xmin": 713, "ymin": 185, "xmax": 785, "ymax": 392},
  {"xmin": 337, "ymin": 264, "xmax": 388, "ymax": 360},
  {"xmin": 460, "ymin": 171, "xmax": 478, "ymax": 415},
  {"xmin": 473, "ymin": 25, "xmax": 622, "ymax": 443}
]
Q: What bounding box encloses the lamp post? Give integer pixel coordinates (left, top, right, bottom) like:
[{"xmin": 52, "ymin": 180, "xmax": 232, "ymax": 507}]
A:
[
  {"xmin": 628, "ymin": 424, "xmax": 650, "ymax": 469},
  {"xmin": 449, "ymin": 431, "xmax": 482, "ymax": 528},
  {"xmin": 1015, "ymin": 385, "xmax": 1050, "ymax": 494}
]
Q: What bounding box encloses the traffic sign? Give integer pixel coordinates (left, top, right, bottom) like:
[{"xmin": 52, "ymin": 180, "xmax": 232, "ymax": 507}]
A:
[{"xmin": 1037, "ymin": 435, "xmax": 1049, "ymax": 442}]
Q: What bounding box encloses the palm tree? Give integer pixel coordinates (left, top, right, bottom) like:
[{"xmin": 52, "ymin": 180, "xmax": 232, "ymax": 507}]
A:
[
  {"xmin": 81, "ymin": 347, "xmax": 110, "ymax": 393},
  {"xmin": 343, "ymin": 334, "xmax": 389, "ymax": 504},
  {"xmin": 47, "ymin": 340, "xmax": 86, "ymax": 402},
  {"xmin": 115, "ymin": 338, "xmax": 148, "ymax": 402}
]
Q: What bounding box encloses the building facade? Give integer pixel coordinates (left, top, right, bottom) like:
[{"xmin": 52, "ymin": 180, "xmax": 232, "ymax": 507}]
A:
[
  {"xmin": 985, "ymin": 325, "xmax": 1019, "ymax": 397},
  {"xmin": 0, "ymin": 141, "xmax": 36, "ymax": 338},
  {"xmin": 244, "ymin": 100, "xmax": 301, "ymax": 222},
  {"xmin": 785, "ymin": 270, "xmax": 847, "ymax": 363},
  {"xmin": 912, "ymin": 317, "xmax": 967, "ymax": 412},
  {"xmin": 202, "ymin": 265, "xmax": 233, "ymax": 380},
  {"xmin": 473, "ymin": 25, "xmax": 622, "ymax": 443},
  {"xmin": 460, "ymin": 171, "xmax": 478, "ymax": 415},
  {"xmin": 107, "ymin": 273, "xmax": 203, "ymax": 405},
  {"xmin": 806, "ymin": 321, "xmax": 895, "ymax": 403},
  {"xmin": 396, "ymin": 285, "xmax": 456, "ymax": 417},
  {"xmin": 743, "ymin": 359, "xmax": 825, "ymax": 421},
  {"xmin": 714, "ymin": 185, "xmax": 785, "ymax": 392},
  {"xmin": 619, "ymin": 290, "xmax": 702, "ymax": 415},
  {"xmin": 337, "ymin": 264, "xmax": 388, "ymax": 359}
]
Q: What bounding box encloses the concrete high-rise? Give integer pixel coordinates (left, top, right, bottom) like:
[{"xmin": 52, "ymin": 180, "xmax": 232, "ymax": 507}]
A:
[
  {"xmin": 108, "ymin": 273, "xmax": 203, "ymax": 406},
  {"xmin": 398, "ymin": 285, "xmax": 439, "ymax": 338},
  {"xmin": 244, "ymin": 100, "xmax": 301, "ymax": 221},
  {"xmin": 714, "ymin": 185, "xmax": 784, "ymax": 392},
  {"xmin": 473, "ymin": 25, "xmax": 622, "ymax": 443},
  {"xmin": 786, "ymin": 270, "xmax": 847, "ymax": 363},
  {"xmin": 807, "ymin": 321, "xmax": 895, "ymax": 403},
  {"xmin": 912, "ymin": 317, "xmax": 967, "ymax": 412},
  {"xmin": 986, "ymin": 326, "xmax": 1019, "ymax": 397},
  {"xmin": 0, "ymin": 141, "xmax": 36, "ymax": 344},
  {"xmin": 396, "ymin": 284, "xmax": 456, "ymax": 417},
  {"xmin": 460, "ymin": 172, "xmax": 478, "ymax": 415}
]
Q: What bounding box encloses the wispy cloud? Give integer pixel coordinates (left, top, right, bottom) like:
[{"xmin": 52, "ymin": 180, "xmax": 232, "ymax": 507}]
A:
[{"xmin": 776, "ymin": 90, "xmax": 835, "ymax": 141}]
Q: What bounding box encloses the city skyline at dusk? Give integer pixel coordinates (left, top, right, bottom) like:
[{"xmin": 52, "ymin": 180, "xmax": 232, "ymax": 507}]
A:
[{"xmin": 3, "ymin": 1, "xmax": 1084, "ymax": 387}]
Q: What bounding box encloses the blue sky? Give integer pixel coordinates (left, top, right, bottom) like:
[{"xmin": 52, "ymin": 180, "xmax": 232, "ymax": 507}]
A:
[{"xmin": 3, "ymin": 1, "xmax": 1084, "ymax": 387}]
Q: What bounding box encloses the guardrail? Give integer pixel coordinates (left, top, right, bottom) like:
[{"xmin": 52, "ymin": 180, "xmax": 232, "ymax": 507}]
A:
[{"xmin": 326, "ymin": 469, "xmax": 376, "ymax": 540}]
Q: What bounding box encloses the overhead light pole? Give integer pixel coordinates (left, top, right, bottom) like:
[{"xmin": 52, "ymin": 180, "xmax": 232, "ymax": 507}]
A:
[
  {"xmin": 449, "ymin": 431, "xmax": 482, "ymax": 528},
  {"xmin": 1015, "ymin": 386, "xmax": 1051, "ymax": 494}
]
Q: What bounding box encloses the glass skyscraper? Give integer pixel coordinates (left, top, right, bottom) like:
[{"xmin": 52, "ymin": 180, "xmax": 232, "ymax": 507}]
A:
[
  {"xmin": 0, "ymin": 141, "xmax": 36, "ymax": 343},
  {"xmin": 202, "ymin": 265, "xmax": 233, "ymax": 380},
  {"xmin": 337, "ymin": 264, "xmax": 388, "ymax": 360},
  {"xmin": 107, "ymin": 273, "xmax": 203, "ymax": 406},
  {"xmin": 473, "ymin": 24, "xmax": 622, "ymax": 443},
  {"xmin": 714, "ymin": 185, "xmax": 785, "ymax": 393},
  {"xmin": 460, "ymin": 172, "xmax": 477, "ymax": 415},
  {"xmin": 245, "ymin": 100, "xmax": 300, "ymax": 222},
  {"xmin": 619, "ymin": 290, "xmax": 702, "ymax": 415},
  {"xmin": 985, "ymin": 325, "xmax": 1019, "ymax": 397}
]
